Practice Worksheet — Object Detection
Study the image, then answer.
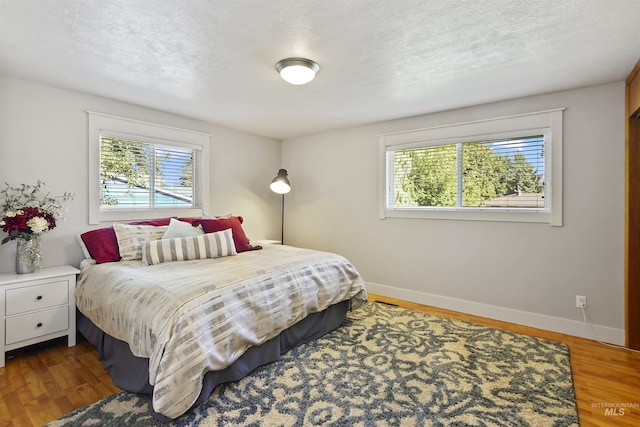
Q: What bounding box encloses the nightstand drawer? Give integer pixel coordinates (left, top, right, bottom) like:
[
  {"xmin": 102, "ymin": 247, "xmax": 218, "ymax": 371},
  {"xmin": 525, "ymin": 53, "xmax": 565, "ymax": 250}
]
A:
[
  {"xmin": 5, "ymin": 306, "xmax": 69, "ymax": 345},
  {"xmin": 5, "ymin": 280, "xmax": 68, "ymax": 316}
]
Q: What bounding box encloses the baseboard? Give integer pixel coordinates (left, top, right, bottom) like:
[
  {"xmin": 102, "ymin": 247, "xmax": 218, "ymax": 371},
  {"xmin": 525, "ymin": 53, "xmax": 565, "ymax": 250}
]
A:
[{"xmin": 365, "ymin": 282, "xmax": 625, "ymax": 346}]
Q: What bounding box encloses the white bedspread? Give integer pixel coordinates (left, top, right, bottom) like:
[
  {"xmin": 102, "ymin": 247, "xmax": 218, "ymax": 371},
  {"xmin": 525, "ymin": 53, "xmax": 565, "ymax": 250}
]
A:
[{"xmin": 75, "ymin": 244, "xmax": 367, "ymax": 419}]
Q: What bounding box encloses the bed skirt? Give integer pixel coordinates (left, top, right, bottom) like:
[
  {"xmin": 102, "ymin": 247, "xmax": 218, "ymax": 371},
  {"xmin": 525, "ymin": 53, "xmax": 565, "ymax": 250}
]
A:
[{"xmin": 77, "ymin": 300, "xmax": 350, "ymax": 420}]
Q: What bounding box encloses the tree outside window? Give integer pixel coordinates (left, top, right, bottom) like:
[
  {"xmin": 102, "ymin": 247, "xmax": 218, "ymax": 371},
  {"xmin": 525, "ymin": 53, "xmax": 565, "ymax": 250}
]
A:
[
  {"xmin": 99, "ymin": 137, "xmax": 197, "ymax": 209},
  {"xmin": 391, "ymin": 135, "xmax": 544, "ymax": 210}
]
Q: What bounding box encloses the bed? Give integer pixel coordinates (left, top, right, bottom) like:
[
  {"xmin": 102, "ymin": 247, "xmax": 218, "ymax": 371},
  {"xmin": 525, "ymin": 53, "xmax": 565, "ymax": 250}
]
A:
[{"xmin": 76, "ymin": 217, "xmax": 367, "ymax": 420}]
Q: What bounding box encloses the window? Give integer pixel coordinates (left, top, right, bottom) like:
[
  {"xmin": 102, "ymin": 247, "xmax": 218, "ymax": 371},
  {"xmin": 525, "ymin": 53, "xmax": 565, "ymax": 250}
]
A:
[
  {"xmin": 99, "ymin": 137, "xmax": 202, "ymax": 209},
  {"xmin": 379, "ymin": 109, "xmax": 563, "ymax": 225},
  {"xmin": 88, "ymin": 112, "xmax": 209, "ymax": 224}
]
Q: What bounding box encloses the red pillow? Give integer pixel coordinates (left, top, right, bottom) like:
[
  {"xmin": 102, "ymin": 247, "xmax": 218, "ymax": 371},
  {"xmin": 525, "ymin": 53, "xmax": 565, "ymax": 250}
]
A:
[
  {"xmin": 199, "ymin": 216, "xmax": 254, "ymax": 253},
  {"xmin": 80, "ymin": 227, "xmax": 121, "ymax": 263},
  {"xmin": 128, "ymin": 217, "xmax": 173, "ymax": 226}
]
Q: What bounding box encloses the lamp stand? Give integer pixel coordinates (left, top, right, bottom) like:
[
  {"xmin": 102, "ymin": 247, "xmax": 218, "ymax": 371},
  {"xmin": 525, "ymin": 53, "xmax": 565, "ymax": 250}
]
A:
[{"xmin": 280, "ymin": 194, "xmax": 285, "ymax": 245}]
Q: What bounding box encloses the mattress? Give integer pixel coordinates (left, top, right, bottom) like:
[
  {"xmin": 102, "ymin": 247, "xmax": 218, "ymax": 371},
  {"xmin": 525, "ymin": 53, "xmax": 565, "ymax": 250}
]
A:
[{"xmin": 76, "ymin": 244, "xmax": 367, "ymax": 418}]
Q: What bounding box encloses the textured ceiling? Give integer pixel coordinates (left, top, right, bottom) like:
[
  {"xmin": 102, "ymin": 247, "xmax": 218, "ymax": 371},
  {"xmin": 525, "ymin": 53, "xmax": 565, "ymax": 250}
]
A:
[{"xmin": 1, "ymin": 0, "xmax": 639, "ymax": 139}]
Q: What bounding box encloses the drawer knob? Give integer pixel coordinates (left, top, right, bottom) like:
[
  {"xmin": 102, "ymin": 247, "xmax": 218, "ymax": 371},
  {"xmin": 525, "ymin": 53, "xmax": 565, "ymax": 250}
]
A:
[
  {"xmin": 36, "ymin": 295, "xmax": 43, "ymax": 300},
  {"xmin": 36, "ymin": 322, "xmax": 43, "ymax": 328}
]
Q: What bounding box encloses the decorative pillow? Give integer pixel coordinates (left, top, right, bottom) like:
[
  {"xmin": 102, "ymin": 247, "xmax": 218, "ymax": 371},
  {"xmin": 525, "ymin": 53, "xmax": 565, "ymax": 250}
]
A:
[
  {"xmin": 162, "ymin": 218, "xmax": 204, "ymax": 239},
  {"xmin": 142, "ymin": 229, "xmax": 237, "ymax": 265},
  {"xmin": 128, "ymin": 218, "xmax": 174, "ymax": 226},
  {"xmin": 128, "ymin": 217, "xmax": 203, "ymax": 226},
  {"xmin": 80, "ymin": 227, "xmax": 121, "ymax": 264},
  {"xmin": 76, "ymin": 235, "xmax": 92, "ymax": 259},
  {"xmin": 198, "ymin": 216, "xmax": 255, "ymax": 253},
  {"xmin": 202, "ymin": 213, "xmax": 232, "ymax": 219},
  {"xmin": 113, "ymin": 223, "xmax": 168, "ymax": 261}
]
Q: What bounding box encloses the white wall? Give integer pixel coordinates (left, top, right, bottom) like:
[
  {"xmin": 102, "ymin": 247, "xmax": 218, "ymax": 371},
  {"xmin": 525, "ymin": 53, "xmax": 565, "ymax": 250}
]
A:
[
  {"xmin": 0, "ymin": 76, "xmax": 283, "ymax": 273},
  {"xmin": 282, "ymin": 82, "xmax": 625, "ymax": 343}
]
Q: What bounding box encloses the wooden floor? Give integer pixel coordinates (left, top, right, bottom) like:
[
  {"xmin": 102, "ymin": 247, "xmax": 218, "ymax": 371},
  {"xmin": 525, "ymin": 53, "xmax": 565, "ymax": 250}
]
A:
[{"xmin": 0, "ymin": 294, "xmax": 639, "ymax": 426}]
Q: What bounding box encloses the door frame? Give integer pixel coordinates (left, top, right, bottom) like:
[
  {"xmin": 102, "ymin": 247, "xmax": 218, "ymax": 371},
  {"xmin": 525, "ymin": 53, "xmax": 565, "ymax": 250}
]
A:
[{"xmin": 626, "ymin": 59, "xmax": 640, "ymax": 350}]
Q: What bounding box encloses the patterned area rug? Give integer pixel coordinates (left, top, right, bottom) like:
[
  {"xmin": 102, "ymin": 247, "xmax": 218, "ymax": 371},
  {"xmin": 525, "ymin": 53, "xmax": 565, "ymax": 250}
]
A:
[{"xmin": 47, "ymin": 302, "xmax": 579, "ymax": 426}]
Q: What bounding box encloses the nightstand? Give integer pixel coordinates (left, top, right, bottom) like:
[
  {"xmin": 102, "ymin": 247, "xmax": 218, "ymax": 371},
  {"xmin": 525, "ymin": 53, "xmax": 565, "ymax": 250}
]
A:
[{"xmin": 0, "ymin": 265, "xmax": 80, "ymax": 367}]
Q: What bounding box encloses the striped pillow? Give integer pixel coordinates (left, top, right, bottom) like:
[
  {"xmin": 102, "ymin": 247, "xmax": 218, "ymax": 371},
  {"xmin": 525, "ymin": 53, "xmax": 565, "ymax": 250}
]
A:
[{"xmin": 142, "ymin": 229, "xmax": 237, "ymax": 265}]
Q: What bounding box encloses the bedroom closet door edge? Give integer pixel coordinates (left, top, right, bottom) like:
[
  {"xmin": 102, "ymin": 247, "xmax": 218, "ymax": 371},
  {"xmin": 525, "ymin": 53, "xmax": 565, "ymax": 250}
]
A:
[{"xmin": 625, "ymin": 58, "xmax": 640, "ymax": 350}]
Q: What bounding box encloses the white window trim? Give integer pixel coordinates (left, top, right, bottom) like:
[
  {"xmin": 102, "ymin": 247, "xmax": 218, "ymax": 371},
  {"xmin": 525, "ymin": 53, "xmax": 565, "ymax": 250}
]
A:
[
  {"xmin": 88, "ymin": 111, "xmax": 210, "ymax": 225},
  {"xmin": 378, "ymin": 109, "xmax": 564, "ymax": 226}
]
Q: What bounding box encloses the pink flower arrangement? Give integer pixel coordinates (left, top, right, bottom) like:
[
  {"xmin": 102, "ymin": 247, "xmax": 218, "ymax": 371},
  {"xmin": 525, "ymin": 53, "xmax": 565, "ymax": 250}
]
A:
[{"xmin": 0, "ymin": 181, "xmax": 73, "ymax": 244}]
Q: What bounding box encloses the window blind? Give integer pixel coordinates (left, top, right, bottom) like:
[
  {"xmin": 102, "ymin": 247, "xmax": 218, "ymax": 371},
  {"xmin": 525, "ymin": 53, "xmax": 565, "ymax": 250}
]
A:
[
  {"xmin": 99, "ymin": 137, "xmax": 202, "ymax": 210},
  {"xmin": 387, "ymin": 135, "xmax": 545, "ymax": 209}
]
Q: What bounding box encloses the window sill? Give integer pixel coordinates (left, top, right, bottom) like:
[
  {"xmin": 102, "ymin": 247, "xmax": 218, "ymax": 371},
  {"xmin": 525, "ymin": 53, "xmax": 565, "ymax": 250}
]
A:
[
  {"xmin": 97, "ymin": 207, "xmax": 204, "ymax": 224},
  {"xmin": 381, "ymin": 207, "xmax": 557, "ymax": 225}
]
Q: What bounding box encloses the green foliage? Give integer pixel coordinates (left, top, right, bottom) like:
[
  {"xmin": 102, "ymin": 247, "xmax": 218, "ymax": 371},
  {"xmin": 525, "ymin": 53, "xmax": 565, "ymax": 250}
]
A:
[
  {"xmin": 400, "ymin": 145, "xmax": 457, "ymax": 207},
  {"xmin": 179, "ymin": 155, "xmax": 193, "ymax": 187},
  {"xmin": 507, "ymin": 153, "xmax": 543, "ymax": 194},
  {"xmin": 394, "ymin": 140, "xmax": 543, "ymax": 208},
  {"xmin": 462, "ymin": 143, "xmax": 511, "ymax": 206},
  {"xmin": 100, "ymin": 138, "xmax": 199, "ymax": 207},
  {"xmin": 100, "ymin": 138, "xmax": 149, "ymax": 205}
]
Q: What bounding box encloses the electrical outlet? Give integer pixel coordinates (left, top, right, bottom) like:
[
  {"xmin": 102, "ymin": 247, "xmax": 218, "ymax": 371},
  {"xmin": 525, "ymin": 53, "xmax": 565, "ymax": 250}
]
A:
[{"xmin": 576, "ymin": 295, "xmax": 587, "ymax": 309}]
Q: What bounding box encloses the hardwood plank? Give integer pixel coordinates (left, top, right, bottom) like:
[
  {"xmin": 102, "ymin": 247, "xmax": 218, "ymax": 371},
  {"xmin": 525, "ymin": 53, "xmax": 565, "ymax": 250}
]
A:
[
  {"xmin": 0, "ymin": 298, "xmax": 638, "ymax": 426},
  {"xmin": 0, "ymin": 337, "xmax": 118, "ymax": 426}
]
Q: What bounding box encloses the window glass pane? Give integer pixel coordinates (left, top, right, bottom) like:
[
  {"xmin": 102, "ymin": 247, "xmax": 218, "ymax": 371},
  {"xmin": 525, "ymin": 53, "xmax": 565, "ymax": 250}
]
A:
[
  {"xmin": 100, "ymin": 137, "xmax": 151, "ymax": 208},
  {"xmin": 463, "ymin": 136, "xmax": 544, "ymax": 208},
  {"xmin": 100, "ymin": 137, "xmax": 196, "ymax": 210},
  {"xmin": 154, "ymin": 144, "xmax": 194, "ymax": 207},
  {"xmin": 391, "ymin": 144, "xmax": 457, "ymax": 207},
  {"xmin": 388, "ymin": 135, "xmax": 544, "ymax": 209}
]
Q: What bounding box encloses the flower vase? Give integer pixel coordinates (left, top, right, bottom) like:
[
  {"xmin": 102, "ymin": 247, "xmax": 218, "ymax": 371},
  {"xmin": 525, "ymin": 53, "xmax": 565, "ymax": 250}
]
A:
[{"xmin": 15, "ymin": 236, "xmax": 41, "ymax": 274}]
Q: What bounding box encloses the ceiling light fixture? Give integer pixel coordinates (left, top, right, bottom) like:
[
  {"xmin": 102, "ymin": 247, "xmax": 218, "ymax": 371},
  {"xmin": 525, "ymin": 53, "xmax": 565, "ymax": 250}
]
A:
[{"xmin": 275, "ymin": 57, "xmax": 320, "ymax": 85}]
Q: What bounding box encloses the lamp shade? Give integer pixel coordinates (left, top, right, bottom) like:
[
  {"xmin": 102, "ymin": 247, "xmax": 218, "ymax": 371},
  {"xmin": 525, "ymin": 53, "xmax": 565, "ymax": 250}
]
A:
[
  {"xmin": 270, "ymin": 169, "xmax": 291, "ymax": 194},
  {"xmin": 275, "ymin": 58, "xmax": 320, "ymax": 85}
]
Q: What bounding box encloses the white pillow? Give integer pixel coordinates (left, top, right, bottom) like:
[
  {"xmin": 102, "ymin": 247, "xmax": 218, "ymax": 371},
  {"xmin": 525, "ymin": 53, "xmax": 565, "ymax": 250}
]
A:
[
  {"xmin": 113, "ymin": 224, "xmax": 168, "ymax": 261},
  {"xmin": 142, "ymin": 229, "xmax": 237, "ymax": 265},
  {"xmin": 76, "ymin": 235, "xmax": 92, "ymax": 259},
  {"xmin": 162, "ymin": 218, "xmax": 204, "ymax": 239}
]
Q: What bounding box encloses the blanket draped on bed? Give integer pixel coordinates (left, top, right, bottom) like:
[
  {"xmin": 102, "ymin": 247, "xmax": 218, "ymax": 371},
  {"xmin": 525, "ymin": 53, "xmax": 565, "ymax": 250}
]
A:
[{"xmin": 75, "ymin": 245, "xmax": 367, "ymax": 419}]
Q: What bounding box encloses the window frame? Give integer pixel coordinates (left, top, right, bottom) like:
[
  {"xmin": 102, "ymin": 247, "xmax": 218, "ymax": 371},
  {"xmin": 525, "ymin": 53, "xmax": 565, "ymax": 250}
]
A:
[
  {"xmin": 88, "ymin": 112, "xmax": 210, "ymax": 225},
  {"xmin": 378, "ymin": 109, "xmax": 564, "ymax": 226}
]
